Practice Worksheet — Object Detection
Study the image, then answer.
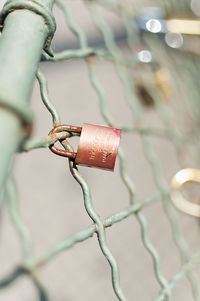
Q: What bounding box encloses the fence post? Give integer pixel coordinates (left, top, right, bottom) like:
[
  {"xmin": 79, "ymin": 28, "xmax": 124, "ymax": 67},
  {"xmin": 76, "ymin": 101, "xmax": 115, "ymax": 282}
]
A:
[{"xmin": 0, "ymin": 0, "xmax": 56, "ymax": 192}]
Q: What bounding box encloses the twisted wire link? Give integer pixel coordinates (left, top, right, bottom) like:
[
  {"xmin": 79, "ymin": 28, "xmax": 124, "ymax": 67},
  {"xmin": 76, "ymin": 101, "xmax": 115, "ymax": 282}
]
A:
[
  {"xmin": 34, "ymin": 192, "xmax": 161, "ymax": 266},
  {"xmin": 94, "ymin": 5, "xmax": 200, "ymax": 301},
  {"xmin": 84, "ymin": 3, "xmax": 200, "ymax": 300},
  {"xmin": 87, "ymin": 57, "xmax": 169, "ymax": 292},
  {"xmin": 57, "ymin": 0, "xmax": 171, "ymax": 294},
  {"xmin": 142, "ymin": 133, "xmax": 200, "ymax": 301},
  {"xmin": 85, "ymin": 5, "xmax": 169, "ymax": 292},
  {"xmin": 52, "ymin": 2, "xmax": 128, "ymax": 299},
  {"xmin": 69, "ymin": 160, "xmax": 127, "ymax": 301}
]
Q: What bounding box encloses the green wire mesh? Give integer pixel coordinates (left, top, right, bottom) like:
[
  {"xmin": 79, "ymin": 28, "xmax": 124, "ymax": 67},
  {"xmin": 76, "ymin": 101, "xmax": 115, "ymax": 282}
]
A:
[{"xmin": 1, "ymin": 0, "xmax": 200, "ymax": 300}]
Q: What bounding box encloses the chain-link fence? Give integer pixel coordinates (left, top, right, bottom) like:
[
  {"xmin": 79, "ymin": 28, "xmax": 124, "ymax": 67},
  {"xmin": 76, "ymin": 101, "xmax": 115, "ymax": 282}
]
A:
[{"xmin": 1, "ymin": 0, "xmax": 200, "ymax": 300}]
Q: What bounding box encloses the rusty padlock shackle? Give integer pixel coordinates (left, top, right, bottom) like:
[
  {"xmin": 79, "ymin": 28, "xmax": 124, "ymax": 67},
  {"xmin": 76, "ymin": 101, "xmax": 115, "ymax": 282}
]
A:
[{"xmin": 49, "ymin": 125, "xmax": 82, "ymax": 159}]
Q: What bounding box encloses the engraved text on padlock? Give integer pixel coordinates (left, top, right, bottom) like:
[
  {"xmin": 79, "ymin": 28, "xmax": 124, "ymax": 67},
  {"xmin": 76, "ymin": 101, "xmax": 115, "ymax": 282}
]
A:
[{"xmin": 75, "ymin": 123, "xmax": 121, "ymax": 170}]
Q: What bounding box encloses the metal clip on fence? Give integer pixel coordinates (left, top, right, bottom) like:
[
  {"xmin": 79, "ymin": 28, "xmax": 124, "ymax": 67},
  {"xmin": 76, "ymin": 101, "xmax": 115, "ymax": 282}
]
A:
[
  {"xmin": 0, "ymin": 0, "xmax": 56, "ymax": 56},
  {"xmin": 49, "ymin": 123, "xmax": 121, "ymax": 170}
]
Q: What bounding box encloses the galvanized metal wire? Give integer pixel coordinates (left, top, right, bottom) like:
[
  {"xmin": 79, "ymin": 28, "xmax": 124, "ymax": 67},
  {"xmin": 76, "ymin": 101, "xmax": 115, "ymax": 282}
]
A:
[{"xmin": 1, "ymin": 0, "xmax": 200, "ymax": 300}]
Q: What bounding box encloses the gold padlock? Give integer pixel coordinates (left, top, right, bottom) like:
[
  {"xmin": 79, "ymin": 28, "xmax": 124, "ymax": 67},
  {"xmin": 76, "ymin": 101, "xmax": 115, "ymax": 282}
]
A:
[{"xmin": 49, "ymin": 123, "xmax": 121, "ymax": 171}]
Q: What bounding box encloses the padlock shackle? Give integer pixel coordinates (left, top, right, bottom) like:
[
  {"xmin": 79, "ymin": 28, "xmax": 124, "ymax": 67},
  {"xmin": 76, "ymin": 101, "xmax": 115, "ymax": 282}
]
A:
[
  {"xmin": 49, "ymin": 144, "xmax": 77, "ymax": 159},
  {"xmin": 50, "ymin": 125, "xmax": 82, "ymax": 135},
  {"xmin": 49, "ymin": 124, "xmax": 82, "ymax": 159}
]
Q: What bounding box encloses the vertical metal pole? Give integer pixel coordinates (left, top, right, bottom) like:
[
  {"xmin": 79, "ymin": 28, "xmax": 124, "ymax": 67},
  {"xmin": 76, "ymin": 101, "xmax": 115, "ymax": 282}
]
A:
[{"xmin": 0, "ymin": 0, "xmax": 55, "ymax": 192}]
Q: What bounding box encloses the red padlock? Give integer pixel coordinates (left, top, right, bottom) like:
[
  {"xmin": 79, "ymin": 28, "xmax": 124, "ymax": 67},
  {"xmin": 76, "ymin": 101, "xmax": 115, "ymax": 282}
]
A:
[{"xmin": 49, "ymin": 123, "xmax": 121, "ymax": 171}]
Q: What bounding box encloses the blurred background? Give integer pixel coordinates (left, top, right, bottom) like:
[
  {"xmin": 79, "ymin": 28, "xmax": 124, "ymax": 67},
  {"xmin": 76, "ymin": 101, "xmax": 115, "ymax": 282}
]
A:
[{"xmin": 1, "ymin": 0, "xmax": 200, "ymax": 300}]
